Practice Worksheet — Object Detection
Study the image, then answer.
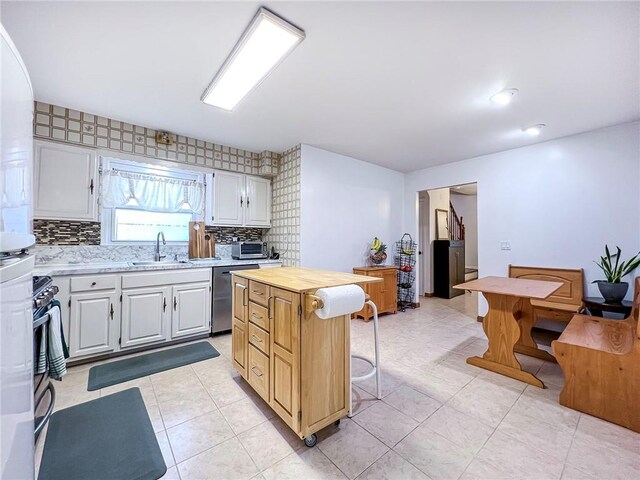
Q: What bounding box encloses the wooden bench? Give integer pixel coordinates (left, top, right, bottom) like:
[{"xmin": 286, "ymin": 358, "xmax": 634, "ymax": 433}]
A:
[
  {"xmin": 508, "ymin": 265, "xmax": 584, "ymax": 362},
  {"xmin": 552, "ymin": 277, "xmax": 640, "ymax": 432},
  {"xmin": 509, "ymin": 265, "xmax": 584, "ymax": 322}
]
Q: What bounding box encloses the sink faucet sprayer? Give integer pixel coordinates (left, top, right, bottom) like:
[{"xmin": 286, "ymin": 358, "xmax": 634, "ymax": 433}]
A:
[{"xmin": 155, "ymin": 231, "xmax": 166, "ymax": 261}]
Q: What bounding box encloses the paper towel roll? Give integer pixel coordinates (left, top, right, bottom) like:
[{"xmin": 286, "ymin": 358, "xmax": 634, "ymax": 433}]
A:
[{"xmin": 314, "ymin": 284, "xmax": 365, "ymax": 319}]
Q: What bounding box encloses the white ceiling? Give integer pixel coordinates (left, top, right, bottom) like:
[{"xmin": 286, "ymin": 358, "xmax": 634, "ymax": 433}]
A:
[
  {"xmin": 2, "ymin": 1, "xmax": 638, "ymax": 172},
  {"xmin": 451, "ymin": 183, "xmax": 477, "ymax": 196}
]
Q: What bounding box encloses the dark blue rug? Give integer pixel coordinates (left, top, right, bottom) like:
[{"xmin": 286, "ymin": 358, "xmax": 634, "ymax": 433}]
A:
[
  {"xmin": 38, "ymin": 388, "xmax": 166, "ymax": 480},
  {"xmin": 88, "ymin": 342, "xmax": 219, "ymax": 391}
]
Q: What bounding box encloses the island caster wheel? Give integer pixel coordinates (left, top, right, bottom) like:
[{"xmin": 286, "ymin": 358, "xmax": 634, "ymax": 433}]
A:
[
  {"xmin": 304, "ymin": 434, "xmax": 317, "ymax": 448},
  {"xmin": 334, "ymin": 419, "xmax": 341, "ymax": 426}
]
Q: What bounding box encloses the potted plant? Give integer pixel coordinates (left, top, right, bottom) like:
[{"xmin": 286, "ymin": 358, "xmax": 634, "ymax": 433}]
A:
[
  {"xmin": 593, "ymin": 245, "xmax": 640, "ymax": 302},
  {"xmin": 369, "ymin": 237, "xmax": 387, "ymax": 265}
]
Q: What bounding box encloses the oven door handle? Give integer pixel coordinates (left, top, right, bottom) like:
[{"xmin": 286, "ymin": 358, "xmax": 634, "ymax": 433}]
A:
[{"xmin": 33, "ymin": 312, "xmax": 50, "ymax": 330}]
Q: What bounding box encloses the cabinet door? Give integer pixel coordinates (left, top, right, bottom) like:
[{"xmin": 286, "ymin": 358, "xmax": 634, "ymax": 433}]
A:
[
  {"xmin": 232, "ymin": 317, "xmax": 247, "ymax": 377},
  {"xmin": 382, "ymin": 269, "xmax": 398, "ymax": 313},
  {"xmin": 365, "ymin": 272, "xmax": 385, "ymax": 319},
  {"xmin": 171, "ymin": 282, "xmax": 211, "ymax": 339},
  {"xmin": 69, "ymin": 291, "xmax": 118, "ymax": 358},
  {"xmin": 212, "ymin": 171, "xmax": 244, "ymax": 226},
  {"xmin": 232, "ymin": 276, "xmax": 248, "ymax": 323},
  {"xmin": 34, "ymin": 141, "xmax": 97, "ymax": 220},
  {"xmin": 245, "ymin": 176, "xmax": 271, "ymax": 227},
  {"xmin": 232, "ymin": 276, "xmax": 248, "ymax": 377},
  {"xmin": 269, "ymin": 287, "xmax": 300, "ymax": 432},
  {"xmin": 121, "ymin": 287, "xmax": 169, "ymax": 348}
]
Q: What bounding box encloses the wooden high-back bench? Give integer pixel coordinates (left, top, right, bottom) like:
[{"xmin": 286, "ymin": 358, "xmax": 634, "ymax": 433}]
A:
[
  {"xmin": 509, "ymin": 265, "xmax": 584, "ymax": 323},
  {"xmin": 552, "ymin": 277, "xmax": 640, "ymax": 432}
]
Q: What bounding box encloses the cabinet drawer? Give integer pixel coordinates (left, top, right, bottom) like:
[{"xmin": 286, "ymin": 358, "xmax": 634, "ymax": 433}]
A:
[
  {"xmin": 249, "ymin": 281, "xmax": 268, "ymax": 306},
  {"xmin": 248, "ymin": 322, "xmax": 270, "ymax": 356},
  {"xmin": 70, "ymin": 274, "xmax": 118, "ymax": 293},
  {"xmin": 248, "ymin": 302, "xmax": 269, "ymax": 332},
  {"xmin": 248, "ymin": 345, "xmax": 270, "ymax": 402}
]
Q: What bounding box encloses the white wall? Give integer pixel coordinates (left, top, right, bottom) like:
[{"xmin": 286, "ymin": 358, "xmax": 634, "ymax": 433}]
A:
[
  {"xmin": 300, "ymin": 145, "xmax": 405, "ymax": 272},
  {"xmin": 404, "ymin": 122, "xmax": 640, "ymax": 314},
  {"xmin": 450, "ymin": 192, "xmax": 478, "ymax": 268}
]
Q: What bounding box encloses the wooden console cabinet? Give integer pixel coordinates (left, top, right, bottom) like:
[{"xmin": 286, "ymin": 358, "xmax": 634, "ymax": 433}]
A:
[
  {"xmin": 352, "ymin": 266, "xmax": 398, "ymax": 321},
  {"xmin": 231, "ymin": 267, "xmax": 381, "ymax": 446}
]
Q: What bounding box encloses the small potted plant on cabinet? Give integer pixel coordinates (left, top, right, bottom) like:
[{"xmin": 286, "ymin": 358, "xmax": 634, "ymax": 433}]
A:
[{"xmin": 593, "ymin": 245, "xmax": 640, "ymax": 302}]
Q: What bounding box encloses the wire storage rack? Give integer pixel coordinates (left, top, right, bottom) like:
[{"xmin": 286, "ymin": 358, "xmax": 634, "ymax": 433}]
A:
[{"xmin": 394, "ymin": 233, "xmax": 417, "ymax": 312}]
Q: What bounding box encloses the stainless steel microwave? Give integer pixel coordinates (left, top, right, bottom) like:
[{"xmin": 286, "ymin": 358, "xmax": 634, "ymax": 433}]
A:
[{"xmin": 231, "ymin": 241, "xmax": 268, "ymax": 259}]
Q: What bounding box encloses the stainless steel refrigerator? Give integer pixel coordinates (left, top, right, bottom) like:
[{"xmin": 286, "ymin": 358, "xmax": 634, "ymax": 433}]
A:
[{"xmin": 0, "ymin": 24, "xmax": 36, "ymax": 480}]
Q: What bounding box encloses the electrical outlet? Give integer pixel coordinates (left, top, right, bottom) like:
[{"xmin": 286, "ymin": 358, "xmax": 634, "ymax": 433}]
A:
[{"xmin": 500, "ymin": 241, "xmax": 511, "ymax": 251}]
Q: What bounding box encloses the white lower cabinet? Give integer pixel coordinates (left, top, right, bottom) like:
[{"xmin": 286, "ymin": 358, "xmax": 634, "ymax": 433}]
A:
[
  {"xmin": 59, "ymin": 268, "xmax": 212, "ymax": 360},
  {"xmin": 68, "ymin": 290, "xmax": 119, "ymax": 357},
  {"xmin": 121, "ymin": 286, "xmax": 169, "ymax": 348},
  {"xmin": 171, "ymin": 283, "xmax": 211, "ymax": 339}
]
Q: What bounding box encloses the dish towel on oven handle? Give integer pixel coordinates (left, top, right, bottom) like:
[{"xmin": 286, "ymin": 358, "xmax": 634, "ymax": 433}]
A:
[{"xmin": 36, "ymin": 302, "xmax": 68, "ymax": 380}]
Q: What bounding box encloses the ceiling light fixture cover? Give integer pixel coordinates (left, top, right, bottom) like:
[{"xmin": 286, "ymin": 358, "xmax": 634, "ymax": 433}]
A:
[
  {"xmin": 201, "ymin": 7, "xmax": 305, "ymax": 111},
  {"xmin": 524, "ymin": 124, "xmax": 546, "ymax": 136},
  {"xmin": 490, "ymin": 88, "xmax": 519, "ymax": 106}
]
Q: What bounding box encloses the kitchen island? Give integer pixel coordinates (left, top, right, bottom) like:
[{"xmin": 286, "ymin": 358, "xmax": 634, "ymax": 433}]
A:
[{"xmin": 231, "ymin": 267, "xmax": 382, "ymax": 446}]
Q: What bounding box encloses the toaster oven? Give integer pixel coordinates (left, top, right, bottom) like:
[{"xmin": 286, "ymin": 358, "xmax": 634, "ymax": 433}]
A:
[{"xmin": 231, "ymin": 241, "xmax": 268, "ymax": 259}]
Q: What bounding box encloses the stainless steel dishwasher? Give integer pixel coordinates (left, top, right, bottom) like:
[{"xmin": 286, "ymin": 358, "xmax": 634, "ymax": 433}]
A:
[{"xmin": 212, "ymin": 264, "xmax": 259, "ymax": 334}]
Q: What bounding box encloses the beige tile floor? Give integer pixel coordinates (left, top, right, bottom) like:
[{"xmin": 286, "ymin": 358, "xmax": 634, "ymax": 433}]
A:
[{"xmin": 40, "ymin": 292, "xmax": 640, "ymax": 480}]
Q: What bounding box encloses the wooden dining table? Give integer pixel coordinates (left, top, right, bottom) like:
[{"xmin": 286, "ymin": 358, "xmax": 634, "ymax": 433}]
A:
[{"xmin": 454, "ymin": 276, "xmax": 563, "ymax": 388}]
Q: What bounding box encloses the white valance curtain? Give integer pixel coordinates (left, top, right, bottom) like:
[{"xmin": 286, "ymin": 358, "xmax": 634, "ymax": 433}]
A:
[{"xmin": 101, "ymin": 169, "xmax": 205, "ymax": 214}]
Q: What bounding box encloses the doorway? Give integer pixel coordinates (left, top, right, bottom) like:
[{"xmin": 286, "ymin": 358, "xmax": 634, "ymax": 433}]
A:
[{"xmin": 418, "ymin": 183, "xmax": 478, "ymax": 304}]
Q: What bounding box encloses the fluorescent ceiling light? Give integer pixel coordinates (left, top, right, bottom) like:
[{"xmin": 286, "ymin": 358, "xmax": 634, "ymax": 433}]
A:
[
  {"xmin": 201, "ymin": 8, "xmax": 305, "ymax": 111},
  {"xmin": 490, "ymin": 88, "xmax": 519, "ymax": 106},
  {"xmin": 524, "ymin": 124, "xmax": 546, "ymax": 136}
]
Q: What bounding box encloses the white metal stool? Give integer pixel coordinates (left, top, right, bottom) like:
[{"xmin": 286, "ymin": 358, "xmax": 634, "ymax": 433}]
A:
[{"xmin": 349, "ymin": 296, "xmax": 382, "ymax": 417}]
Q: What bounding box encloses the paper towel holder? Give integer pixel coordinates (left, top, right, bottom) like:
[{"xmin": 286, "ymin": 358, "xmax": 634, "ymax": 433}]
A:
[{"xmin": 304, "ymin": 294, "xmax": 325, "ymax": 319}]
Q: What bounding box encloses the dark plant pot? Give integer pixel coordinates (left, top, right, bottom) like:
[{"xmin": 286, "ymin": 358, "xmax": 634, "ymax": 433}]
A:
[{"xmin": 596, "ymin": 281, "xmax": 629, "ymax": 303}]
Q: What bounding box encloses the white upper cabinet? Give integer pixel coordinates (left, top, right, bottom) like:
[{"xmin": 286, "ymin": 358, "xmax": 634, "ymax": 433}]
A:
[
  {"xmin": 34, "ymin": 141, "xmax": 98, "ymax": 220},
  {"xmin": 245, "ymin": 176, "xmax": 271, "ymax": 227},
  {"xmin": 209, "ymin": 171, "xmax": 271, "ymax": 227},
  {"xmin": 212, "ymin": 171, "xmax": 245, "ymax": 226}
]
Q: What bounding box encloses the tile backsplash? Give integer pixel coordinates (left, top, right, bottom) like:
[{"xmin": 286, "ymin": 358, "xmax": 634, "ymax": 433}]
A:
[
  {"xmin": 33, "ymin": 219, "xmax": 101, "ymax": 246},
  {"xmin": 34, "ymin": 219, "xmax": 265, "ymax": 247},
  {"xmin": 33, "ymin": 102, "xmax": 273, "ymax": 174},
  {"xmin": 32, "ymin": 101, "xmax": 301, "ymax": 266},
  {"xmin": 204, "ymin": 226, "xmax": 263, "ymax": 244},
  {"xmin": 263, "ymin": 145, "xmax": 300, "ymax": 266}
]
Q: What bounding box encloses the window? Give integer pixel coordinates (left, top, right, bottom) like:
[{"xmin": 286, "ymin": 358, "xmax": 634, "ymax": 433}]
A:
[{"xmin": 101, "ymin": 158, "xmax": 205, "ymax": 244}]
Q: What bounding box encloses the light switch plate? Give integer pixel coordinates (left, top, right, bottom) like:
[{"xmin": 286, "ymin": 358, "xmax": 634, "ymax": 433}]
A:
[{"xmin": 500, "ymin": 241, "xmax": 511, "ymax": 250}]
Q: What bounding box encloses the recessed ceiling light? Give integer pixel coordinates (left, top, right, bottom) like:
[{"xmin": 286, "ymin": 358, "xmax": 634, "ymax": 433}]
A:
[
  {"xmin": 524, "ymin": 124, "xmax": 546, "ymax": 136},
  {"xmin": 490, "ymin": 88, "xmax": 519, "ymax": 106},
  {"xmin": 201, "ymin": 8, "xmax": 305, "ymax": 111}
]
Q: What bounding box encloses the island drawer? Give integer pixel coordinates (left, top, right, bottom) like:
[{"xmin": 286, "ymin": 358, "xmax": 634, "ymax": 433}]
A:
[
  {"xmin": 249, "ymin": 280, "xmax": 269, "ymax": 306},
  {"xmin": 70, "ymin": 274, "xmax": 117, "ymax": 292},
  {"xmin": 249, "ymin": 302, "xmax": 269, "ymax": 331},
  {"xmin": 249, "ymin": 322, "xmax": 270, "ymax": 356},
  {"xmin": 248, "ymin": 344, "xmax": 270, "ymax": 402}
]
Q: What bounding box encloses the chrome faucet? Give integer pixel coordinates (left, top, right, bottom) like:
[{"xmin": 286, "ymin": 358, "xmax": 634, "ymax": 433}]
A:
[{"xmin": 154, "ymin": 231, "xmax": 166, "ymax": 261}]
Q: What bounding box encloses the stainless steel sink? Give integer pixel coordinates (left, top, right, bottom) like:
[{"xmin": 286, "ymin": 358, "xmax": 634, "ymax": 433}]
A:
[{"xmin": 129, "ymin": 261, "xmax": 185, "ymax": 266}]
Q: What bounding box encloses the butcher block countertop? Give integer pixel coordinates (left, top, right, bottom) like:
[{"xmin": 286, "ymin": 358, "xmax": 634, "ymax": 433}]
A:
[{"xmin": 232, "ymin": 267, "xmax": 382, "ymax": 293}]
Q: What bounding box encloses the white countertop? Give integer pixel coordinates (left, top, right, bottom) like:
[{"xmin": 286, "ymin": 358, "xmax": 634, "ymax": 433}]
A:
[{"xmin": 34, "ymin": 258, "xmax": 282, "ymax": 276}]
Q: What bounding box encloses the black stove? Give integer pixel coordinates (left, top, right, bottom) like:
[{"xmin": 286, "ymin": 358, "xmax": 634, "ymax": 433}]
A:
[{"xmin": 32, "ymin": 276, "xmax": 58, "ymax": 309}]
